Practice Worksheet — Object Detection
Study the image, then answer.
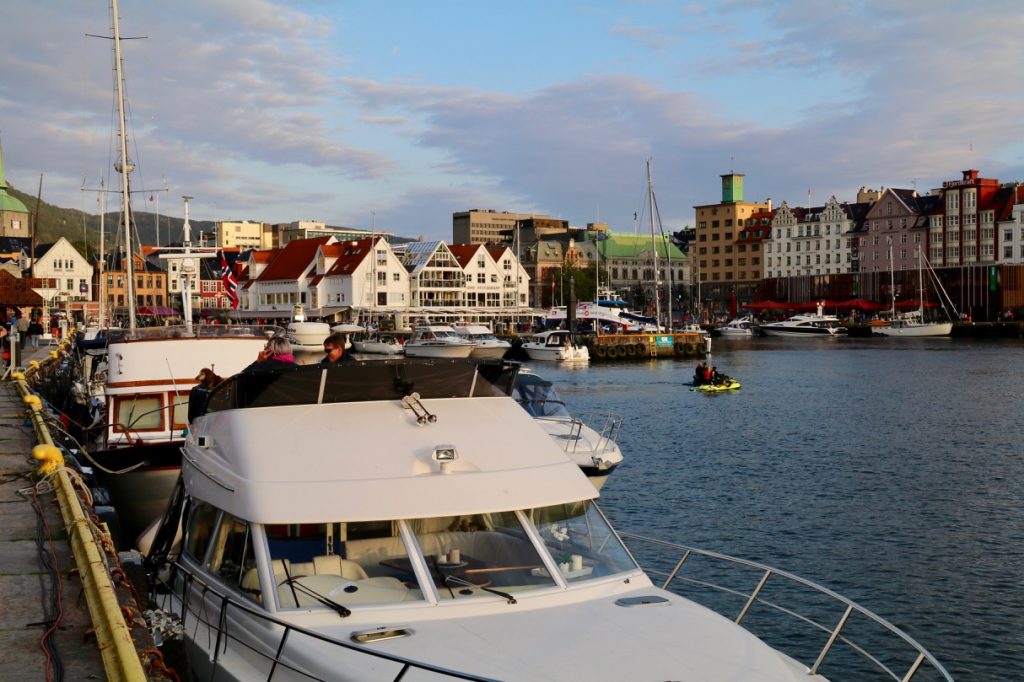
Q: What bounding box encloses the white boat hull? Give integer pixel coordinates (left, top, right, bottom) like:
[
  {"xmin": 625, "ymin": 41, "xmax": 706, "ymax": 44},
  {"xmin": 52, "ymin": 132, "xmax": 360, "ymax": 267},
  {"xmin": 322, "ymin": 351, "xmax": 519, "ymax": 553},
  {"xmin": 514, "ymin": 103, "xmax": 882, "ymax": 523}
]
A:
[
  {"xmin": 352, "ymin": 339, "xmax": 404, "ymax": 355},
  {"xmin": 876, "ymin": 322, "xmax": 953, "ymax": 337},
  {"xmin": 403, "ymin": 344, "xmax": 475, "ymax": 358},
  {"xmin": 523, "ymin": 346, "xmax": 590, "ymax": 362}
]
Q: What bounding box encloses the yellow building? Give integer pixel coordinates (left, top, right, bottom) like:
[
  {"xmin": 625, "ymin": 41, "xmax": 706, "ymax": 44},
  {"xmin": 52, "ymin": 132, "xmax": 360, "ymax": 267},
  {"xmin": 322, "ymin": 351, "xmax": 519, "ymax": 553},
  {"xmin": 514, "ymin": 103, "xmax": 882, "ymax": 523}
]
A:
[
  {"xmin": 215, "ymin": 220, "xmax": 273, "ymax": 250},
  {"xmin": 693, "ymin": 173, "xmax": 770, "ymax": 309}
]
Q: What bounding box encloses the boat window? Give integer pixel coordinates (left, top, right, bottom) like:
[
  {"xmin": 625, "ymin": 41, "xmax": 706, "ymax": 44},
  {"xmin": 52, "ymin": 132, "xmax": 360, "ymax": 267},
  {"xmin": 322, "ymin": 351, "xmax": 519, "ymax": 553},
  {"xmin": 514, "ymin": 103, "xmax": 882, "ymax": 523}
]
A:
[
  {"xmin": 169, "ymin": 392, "xmax": 189, "ymax": 430},
  {"xmin": 529, "ymin": 501, "xmax": 637, "ymax": 583},
  {"xmin": 408, "ymin": 512, "xmax": 555, "ymax": 600},
  {"xmin": 183, "ymin": 500, "xmax": 219, "ymax": 563},
  {"xmin": 113, "ymin": 394, "xmax": 164, "ymax": 431},
  {"xmin": 265, "ymin": 522, "xmax": 424, "ymax": 608},
  {"xmin": 207, "ymin": 513, "xmax": 259, "ymax": 603}
]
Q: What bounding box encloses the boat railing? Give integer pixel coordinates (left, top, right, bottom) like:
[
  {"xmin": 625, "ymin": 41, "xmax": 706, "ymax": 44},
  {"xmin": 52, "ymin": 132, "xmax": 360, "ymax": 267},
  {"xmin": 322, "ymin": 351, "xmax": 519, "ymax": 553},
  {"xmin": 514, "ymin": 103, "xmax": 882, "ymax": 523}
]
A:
[
  {"xmin": 153, "ymin": 564, "xmax": 501, "ymax": 681},
  {"xmin": 113, "ymin": 324, "xmax": 284, "ymax": 341},
  {"xmin": 572, "ymin": 412, "xmax": 623, "ymax": 454},
  {"xmin": 618, "ymin": 532, "xmax": 954, "ymax": 681}
]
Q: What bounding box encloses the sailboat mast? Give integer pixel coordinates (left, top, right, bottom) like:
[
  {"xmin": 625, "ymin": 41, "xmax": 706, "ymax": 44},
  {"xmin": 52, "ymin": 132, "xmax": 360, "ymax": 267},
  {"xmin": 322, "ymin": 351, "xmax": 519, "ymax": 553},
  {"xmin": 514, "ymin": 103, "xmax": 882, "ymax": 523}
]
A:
[
  {"xmin": 111, "ymin": 0, "xmax": 136, "ymax": 332},
  {"xmin": 888, "ymin": 238, "xmax": 895, "ymax": 318},
  {"xmin": 647, "ymin": 158, "xmax": 661, "ymax": 329},
  {"xmin": 98, "ymin": 177, "xmax": 106, "ymax": 326},
  {"xmin": 917, "ymin": 245, "xmax": 924, "ymax": 319}
]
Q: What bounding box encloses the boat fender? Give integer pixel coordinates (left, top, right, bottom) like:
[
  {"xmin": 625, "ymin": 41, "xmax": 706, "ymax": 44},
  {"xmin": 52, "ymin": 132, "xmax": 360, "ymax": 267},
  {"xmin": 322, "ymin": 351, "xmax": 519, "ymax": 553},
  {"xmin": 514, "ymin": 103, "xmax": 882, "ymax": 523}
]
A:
[
  {"xmin": 625, "ymin": 344, "xmax": 637, "ymax": 358},
  {"xmin": 673, "ymin": 342, "xmax": 686, "ymax": 354},
  {"xmin": 593, "ymin": 345, "xmax": 607, "ymax": 359},
  {"xmin": 634, "ymin": 343, "xmax": 646, "ymax": 355},
  {"xmin": 608, "ymin": 346, "xmax": 622, "ymax": 359},
  {"xmin": 685, "ymin": 343, "xmax": 697, "ymax": 354}
]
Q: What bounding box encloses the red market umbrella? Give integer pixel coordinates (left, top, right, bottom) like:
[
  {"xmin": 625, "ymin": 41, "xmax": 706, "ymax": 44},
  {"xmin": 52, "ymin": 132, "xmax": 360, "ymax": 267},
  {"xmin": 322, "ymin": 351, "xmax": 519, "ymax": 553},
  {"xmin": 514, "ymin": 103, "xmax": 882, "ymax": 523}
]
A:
[{"xmin": 895, "ymin": 299, "xmax": 938, "ymax": 310}]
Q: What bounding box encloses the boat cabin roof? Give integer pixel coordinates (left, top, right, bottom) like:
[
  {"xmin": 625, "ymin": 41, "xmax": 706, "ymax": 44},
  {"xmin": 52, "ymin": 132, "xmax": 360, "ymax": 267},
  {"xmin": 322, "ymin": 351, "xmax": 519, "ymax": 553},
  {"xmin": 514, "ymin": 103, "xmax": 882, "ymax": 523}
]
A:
[{"xmin": 187, "ymin": 359, "xmax": 597, "ymax": 523}]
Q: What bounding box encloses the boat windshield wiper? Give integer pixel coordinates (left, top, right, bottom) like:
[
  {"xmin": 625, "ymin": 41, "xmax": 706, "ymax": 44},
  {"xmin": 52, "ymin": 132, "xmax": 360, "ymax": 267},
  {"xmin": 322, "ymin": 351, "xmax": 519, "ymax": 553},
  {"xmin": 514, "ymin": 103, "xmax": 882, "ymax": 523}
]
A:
[
  {"xmin": 444, "ymin": 574, "xmax": 517, "ymax": 604},
  {"xmin": 279, "ymin": 577, "xmax": 351, "ymax": 617}
]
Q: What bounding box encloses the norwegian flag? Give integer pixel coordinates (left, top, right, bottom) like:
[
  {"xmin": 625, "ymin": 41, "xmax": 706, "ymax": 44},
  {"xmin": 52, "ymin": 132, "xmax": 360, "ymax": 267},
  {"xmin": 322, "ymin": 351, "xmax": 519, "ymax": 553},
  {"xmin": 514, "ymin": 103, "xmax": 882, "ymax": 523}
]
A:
[{"xmin": 219, "ymin": 251, "xmax": 239, "ymax": 309}]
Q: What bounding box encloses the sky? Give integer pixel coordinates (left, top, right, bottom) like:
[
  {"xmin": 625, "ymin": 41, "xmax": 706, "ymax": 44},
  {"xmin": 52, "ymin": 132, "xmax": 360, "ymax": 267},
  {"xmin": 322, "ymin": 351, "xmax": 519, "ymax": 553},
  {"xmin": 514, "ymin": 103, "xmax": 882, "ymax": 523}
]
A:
[{"xmin": 2, "ymin": 0, "xmax": 1023, "ymax": 242}]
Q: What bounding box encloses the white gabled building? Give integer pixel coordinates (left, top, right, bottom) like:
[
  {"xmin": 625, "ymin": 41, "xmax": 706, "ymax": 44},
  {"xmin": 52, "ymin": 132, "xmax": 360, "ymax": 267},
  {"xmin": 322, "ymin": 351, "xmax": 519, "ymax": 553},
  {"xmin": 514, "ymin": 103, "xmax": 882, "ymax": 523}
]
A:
[
  {"xmin": 763, "ymin": 197, "xmax": 864, "ymax": 278},
  {"xmin": 397, "ymin": 241, "xmax": 467, "ymax": 308},
  {"xmin": 244, "ymin": 236, "xmax": 336, "ymax": 316},
  {"xmin": 449, "ymin": 244, "xmax": 504, "ymax": 308},
  {"xmin": 316, "ymin": 237, "xmax": 410, "ymax": 317},
  {"xmin": 486, "ymin": 243, "xmax": 530, "ymax": 308},
  {"xmin": 31, "ymin": 237, "xmax": 94, "ymax": 305}
]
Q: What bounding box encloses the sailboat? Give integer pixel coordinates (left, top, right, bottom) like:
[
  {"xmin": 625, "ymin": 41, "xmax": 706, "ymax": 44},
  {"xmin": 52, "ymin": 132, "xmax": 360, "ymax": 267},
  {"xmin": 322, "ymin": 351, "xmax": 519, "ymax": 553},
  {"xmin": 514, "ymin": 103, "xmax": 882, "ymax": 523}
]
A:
[
  {"xmin": 877, "ymin": 246, "xmax": 954, "ymax": 337},
  {"xmin": 86, "ymin": 0, "xmax": 280, "ymax": 543}
]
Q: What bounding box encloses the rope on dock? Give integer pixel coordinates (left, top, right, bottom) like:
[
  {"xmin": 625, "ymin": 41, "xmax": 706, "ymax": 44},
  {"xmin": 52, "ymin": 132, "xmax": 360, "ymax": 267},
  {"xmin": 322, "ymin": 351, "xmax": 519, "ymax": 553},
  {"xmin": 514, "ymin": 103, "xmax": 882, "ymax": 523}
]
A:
[{"xmin": 13, "ymin": 344, "xmax": 148, "ymax": 682}]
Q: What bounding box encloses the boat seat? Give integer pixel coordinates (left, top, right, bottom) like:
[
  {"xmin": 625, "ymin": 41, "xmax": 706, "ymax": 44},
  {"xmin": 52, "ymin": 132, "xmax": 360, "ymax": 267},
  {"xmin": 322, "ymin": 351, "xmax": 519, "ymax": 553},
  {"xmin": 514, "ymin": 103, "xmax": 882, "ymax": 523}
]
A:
[
  {"xmin": 313, "ymin": 555, "xmax": 369, "ymax": 580},
  {"xmin": 241, "ymin": 558, "xmax": 291, "ymax": 594}
]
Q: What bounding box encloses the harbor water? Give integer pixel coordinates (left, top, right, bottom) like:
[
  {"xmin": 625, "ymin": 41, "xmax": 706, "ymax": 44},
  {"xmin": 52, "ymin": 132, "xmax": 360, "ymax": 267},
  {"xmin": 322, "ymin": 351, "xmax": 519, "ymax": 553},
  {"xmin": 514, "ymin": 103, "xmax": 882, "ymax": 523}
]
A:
[{"xmin": 532, "ymin": 337, "xmax": 1023, "ymax": 682}]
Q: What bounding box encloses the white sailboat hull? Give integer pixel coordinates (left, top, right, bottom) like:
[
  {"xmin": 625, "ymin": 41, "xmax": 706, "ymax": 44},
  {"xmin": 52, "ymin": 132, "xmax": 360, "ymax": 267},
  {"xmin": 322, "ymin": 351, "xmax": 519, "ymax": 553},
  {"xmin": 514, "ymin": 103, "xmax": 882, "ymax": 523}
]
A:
[{"xmin": 876, "ymin": 321, "xmax": 953, "ymax": 337}]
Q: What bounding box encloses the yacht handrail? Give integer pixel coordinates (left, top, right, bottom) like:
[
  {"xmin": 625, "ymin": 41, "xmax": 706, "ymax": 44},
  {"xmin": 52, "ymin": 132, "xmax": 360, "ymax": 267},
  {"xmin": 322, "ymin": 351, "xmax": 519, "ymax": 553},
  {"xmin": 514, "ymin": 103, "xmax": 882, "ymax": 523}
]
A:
[
  {"xmin": 156, "ymin": 565, "xmax": 501, "ymax": 681},
  {"xmin": 617, "ymin": 532, "xmax": 954, "ymax": 681},
  {"xmin": 111, "ymin": 323, "xmax": 284, "ymax": 341},
  {"xmin": 577, "ymin": 412, "xmax": 623, "ymax": 453}
]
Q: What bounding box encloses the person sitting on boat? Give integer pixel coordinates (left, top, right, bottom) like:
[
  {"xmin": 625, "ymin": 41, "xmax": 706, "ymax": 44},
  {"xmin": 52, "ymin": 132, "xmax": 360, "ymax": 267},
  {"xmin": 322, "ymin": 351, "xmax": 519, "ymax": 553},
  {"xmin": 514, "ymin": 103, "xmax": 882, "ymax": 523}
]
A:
[
  {"xmin": 243, "ymin": 334, "xmax": 296, "ymax": 373},
  {"xmin": 694, "ymin": 362, "xmax": 707, "ymax": 385},
  {"xmin": 703, "ymin": 365, "xmax": 713, "ymax": 384},
  {"xmin": 318, "ymin": 331, "xmax": 352, "ymax": 367},
  {"xmin": 188, "ymin": 368, "xmax": 223, "ymax": 423},
  {"xmin": 711, "ymin": 366, "xmax": 721, "ymax": 385}
]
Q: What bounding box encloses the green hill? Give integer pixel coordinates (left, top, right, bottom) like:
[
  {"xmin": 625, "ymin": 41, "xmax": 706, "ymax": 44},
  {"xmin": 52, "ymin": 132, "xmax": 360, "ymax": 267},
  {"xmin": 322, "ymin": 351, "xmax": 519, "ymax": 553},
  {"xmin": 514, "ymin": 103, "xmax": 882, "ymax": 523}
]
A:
[{"xmin": 7, "ymin": 184, "xmax": 216, "ymax": 256}]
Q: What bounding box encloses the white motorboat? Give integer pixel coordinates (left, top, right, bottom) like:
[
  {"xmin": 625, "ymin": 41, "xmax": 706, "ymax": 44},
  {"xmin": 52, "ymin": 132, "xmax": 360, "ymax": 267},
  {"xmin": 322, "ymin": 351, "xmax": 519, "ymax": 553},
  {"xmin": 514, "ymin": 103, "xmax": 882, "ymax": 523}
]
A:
[
  {"xmin": 716, "ymin": 316, "xmax": 756, "ymax": 337},
  {"xmin": 452, "ymin": 324, "xmax": 511, "ymax": 359},
  {"xmin": 522, "ymin": 329, "xmax": 590, "ymax": 362},
  {"xmin": 287, "ymin": 304, "xmax": 331, "ymax": 357},
  {"xmin": 760, "ymin": 302, "xmax": 848, "ymax": 337},
  {"xmin": 144, "ymin": 358, "xmax": 952, "ymax": 682},
  {"xmin": 511, "ymin": 368, "xmax": 623, "ymax": 489},
  {"xmin": 403, "ymin": 323, "xmax": 476, "ymax": 358}
]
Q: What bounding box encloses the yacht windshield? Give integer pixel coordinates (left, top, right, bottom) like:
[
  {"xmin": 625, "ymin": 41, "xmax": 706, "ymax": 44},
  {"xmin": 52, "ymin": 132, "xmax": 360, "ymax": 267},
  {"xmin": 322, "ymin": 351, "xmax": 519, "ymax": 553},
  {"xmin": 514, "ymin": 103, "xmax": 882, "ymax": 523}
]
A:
[
  {"xmin": 514, "ymin": 380, "xmax": 572, "ymax": 418},
  {"xmin": 409, "ymin": 512, "xmax": 555, "ymax": 600},
  {"xmin": 529, "ymin": 500, "xmax": 637, "ymax": 582}
]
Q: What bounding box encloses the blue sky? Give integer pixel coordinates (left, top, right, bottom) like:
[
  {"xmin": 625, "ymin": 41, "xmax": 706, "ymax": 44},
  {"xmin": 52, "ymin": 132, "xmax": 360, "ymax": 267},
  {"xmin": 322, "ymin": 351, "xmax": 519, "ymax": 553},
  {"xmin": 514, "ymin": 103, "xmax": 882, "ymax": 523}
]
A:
[{"xmin": 2, "ymin": 1, "xmax": 1023, "ymax": 242}]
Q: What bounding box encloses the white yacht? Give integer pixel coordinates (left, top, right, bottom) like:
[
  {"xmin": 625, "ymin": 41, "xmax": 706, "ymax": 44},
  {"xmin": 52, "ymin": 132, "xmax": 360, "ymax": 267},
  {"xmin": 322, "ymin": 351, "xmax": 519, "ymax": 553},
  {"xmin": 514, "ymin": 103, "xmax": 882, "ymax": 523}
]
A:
[
  {"xmin": 403, "ymin": 324, "xmax": 476, "ymax": 358},
  {"xmin": 452, "ymin": 324, "xmax": 511, "ymax": 359},
  {"xmin": 145, "ymin": 358, "xmax": 952, "ymax": 682},
  {"xmin": 875, "ymin": 311, "xmax": 953, "ymax": 337},
  {"xmin": 511, "ymin": 368, "xmax": 623, "ymax": 489},
  {"xmin": 521, "ymin": 329, "xmax": 590, "ymax": 362},
  {"xmin": 760, "ymin": 302, "xmax": 848, "ymax": 337},
  {"xmin": 287, "ymin": 304, "xmax": 331, "ymax": 358},
  {"xmin": 716, "ymin": 316, "xmax": 756, "ymax": 337}
]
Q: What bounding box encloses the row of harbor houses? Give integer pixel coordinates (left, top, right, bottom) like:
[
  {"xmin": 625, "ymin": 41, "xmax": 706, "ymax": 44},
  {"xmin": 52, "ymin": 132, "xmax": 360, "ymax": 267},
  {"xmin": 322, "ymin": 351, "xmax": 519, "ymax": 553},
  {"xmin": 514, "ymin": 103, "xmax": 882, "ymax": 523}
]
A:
[{"xmin": 234, "ymin": 236, "xmax": 537, "ymax": 330}]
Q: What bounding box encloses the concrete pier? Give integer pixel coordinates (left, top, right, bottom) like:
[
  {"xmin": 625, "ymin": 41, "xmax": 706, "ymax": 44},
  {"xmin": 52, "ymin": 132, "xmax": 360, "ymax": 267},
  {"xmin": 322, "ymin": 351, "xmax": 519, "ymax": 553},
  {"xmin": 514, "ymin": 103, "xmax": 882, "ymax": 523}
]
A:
[{"xmin": 0, "ymin": 350, "xmax": 108, "ymax": 680}]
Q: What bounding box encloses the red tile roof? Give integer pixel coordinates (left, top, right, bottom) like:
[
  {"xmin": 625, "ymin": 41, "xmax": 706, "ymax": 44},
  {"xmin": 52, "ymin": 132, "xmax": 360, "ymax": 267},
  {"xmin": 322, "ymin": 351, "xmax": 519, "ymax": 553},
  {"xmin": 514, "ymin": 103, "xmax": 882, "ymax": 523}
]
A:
[
  {"xmin": 323, "ymin": 238, "xmax": 375, "ymax": 277},
  {"xmin": 448, "ymin": 244, "xmax": 485, "ymax": 268},
  {"xmin": 256, "ymin": 237, "xmax": 333, "ymax": 282}
]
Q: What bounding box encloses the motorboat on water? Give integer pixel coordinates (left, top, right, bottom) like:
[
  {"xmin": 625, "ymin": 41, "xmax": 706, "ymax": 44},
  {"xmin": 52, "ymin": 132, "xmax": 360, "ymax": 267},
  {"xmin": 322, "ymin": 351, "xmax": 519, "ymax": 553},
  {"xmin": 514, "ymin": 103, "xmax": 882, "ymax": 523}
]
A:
[
  {"xmin": 521, "ymin": 329, "xmax": 590, "ymax": 362},
  {"xmin": 545, "ymin": 300, "xmax": 660, "ymax": 333},
  {"xmin": 452, "ymin": 324, "xmax": 511, "ymax": 359},
  {"xmin": 716, "ymin": 316, "xmax": 756, "ymax": 337},
  {"xmin": 695, "ymin": 378, "xmax": 742, "ymax": 392},
  {"xmin": 511, "ymin": 368, "xmax": 623, "ymax": 488},
  {"xmin": 287, "ymin": 304, "xmax": 331, "ymax": 357},
  {"xmin": 403, "ymin": 323, "xmax": 476, "ymax": 358},
  {"xmin": 760, "ymin": 302, "xmax": 848, "ymax": 337},
  {"xmin": 350, "ymin": 326, "xmax": 404, "ymax": 355},
  {"xmin": 144, "ymin": 357, "xmax": 952, "ymax": 681}
]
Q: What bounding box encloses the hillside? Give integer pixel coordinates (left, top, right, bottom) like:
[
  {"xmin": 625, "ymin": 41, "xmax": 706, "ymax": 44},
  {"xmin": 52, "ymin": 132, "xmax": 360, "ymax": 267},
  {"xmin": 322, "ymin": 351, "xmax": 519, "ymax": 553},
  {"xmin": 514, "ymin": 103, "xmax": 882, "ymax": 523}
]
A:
[{"xmin": 7, "ymin": 184, "xmax": 217, "ymax": 254}]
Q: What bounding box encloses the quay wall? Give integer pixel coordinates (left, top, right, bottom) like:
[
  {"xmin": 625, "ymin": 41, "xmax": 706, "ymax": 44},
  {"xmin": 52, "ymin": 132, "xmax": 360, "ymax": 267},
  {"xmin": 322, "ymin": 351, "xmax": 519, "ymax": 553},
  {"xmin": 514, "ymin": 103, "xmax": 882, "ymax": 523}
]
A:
[{"xmin": 1, "ymin": 341, "xmax": 172, "ymax": 681}]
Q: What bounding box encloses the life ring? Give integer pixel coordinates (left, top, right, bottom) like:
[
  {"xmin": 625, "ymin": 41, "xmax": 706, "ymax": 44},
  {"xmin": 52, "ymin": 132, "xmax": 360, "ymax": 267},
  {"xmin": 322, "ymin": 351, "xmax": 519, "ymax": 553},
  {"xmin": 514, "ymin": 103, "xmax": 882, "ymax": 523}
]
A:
[{"xmin": 685, "ymin": 343, "xmax": 698, "ymax": 354}]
